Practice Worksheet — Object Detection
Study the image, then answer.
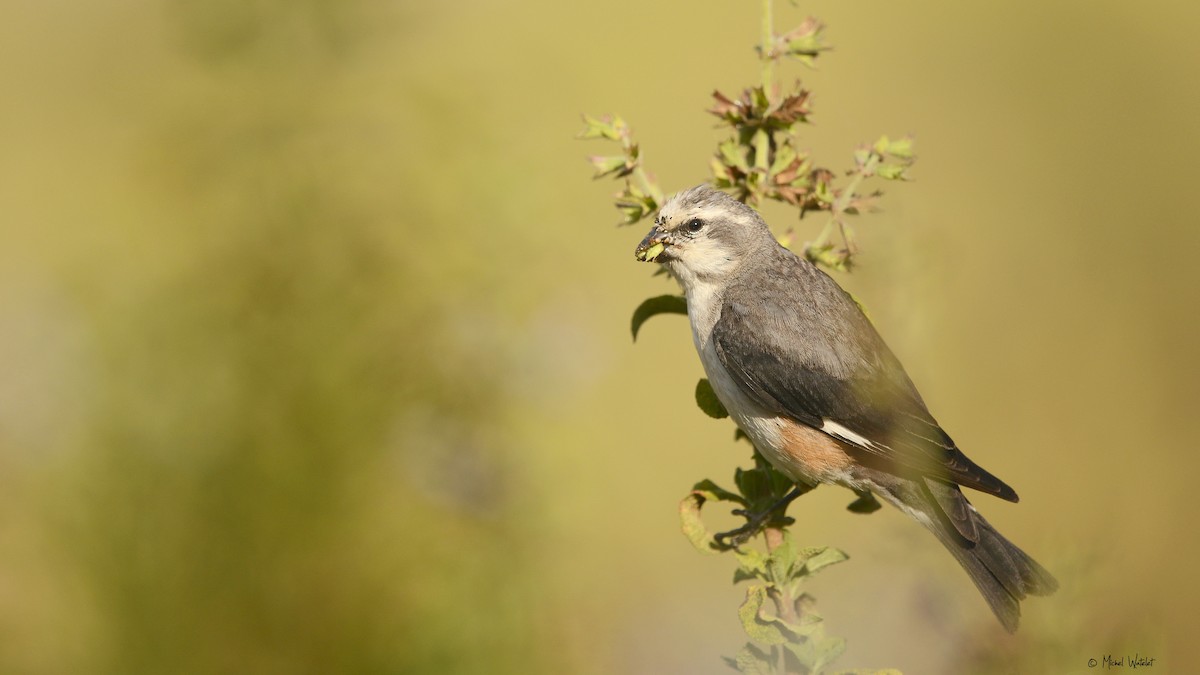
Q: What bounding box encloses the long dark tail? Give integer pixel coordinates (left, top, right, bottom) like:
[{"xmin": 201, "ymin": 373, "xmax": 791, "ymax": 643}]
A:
[{"xmin": 920, "ymin": 482, "xmax": 1059, "ymax": 632}]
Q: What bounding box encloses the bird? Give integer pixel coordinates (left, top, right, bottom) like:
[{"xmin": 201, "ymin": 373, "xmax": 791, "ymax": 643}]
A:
[{"xmin": 633, "ymin": 184, "xmax": 1057, "ymax": 632}]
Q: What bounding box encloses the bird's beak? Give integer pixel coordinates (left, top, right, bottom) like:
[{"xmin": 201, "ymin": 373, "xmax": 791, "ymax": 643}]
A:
[{"xmin": 635, "ymin": 227, "xmax": 670, "ymax": 263}]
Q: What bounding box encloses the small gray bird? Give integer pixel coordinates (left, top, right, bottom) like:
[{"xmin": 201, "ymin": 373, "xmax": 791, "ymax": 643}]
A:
[{"xmin": 634, "ymin": 184, "xmax": 1057, "ymax": 632}]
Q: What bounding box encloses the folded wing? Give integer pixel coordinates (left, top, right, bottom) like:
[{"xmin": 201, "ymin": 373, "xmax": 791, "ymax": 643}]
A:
[{"xmin": 711, "ymin": 260, "xmax": 1018, "ymax": 504}]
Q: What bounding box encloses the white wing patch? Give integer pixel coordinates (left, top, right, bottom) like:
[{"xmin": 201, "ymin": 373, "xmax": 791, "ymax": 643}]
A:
[{"xmin": 820, "ymin": 419, "xmax": 883, "ymax": 451}]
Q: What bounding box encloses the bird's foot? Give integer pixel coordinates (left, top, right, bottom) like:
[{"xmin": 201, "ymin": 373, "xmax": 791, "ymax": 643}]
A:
[
  {"xmin": 713, "ymin": 511, "xmax": 782, "ymax": 547},
  {"xmin": 714, "ymin": 485, "xmax": 810, "ymax": 547}
]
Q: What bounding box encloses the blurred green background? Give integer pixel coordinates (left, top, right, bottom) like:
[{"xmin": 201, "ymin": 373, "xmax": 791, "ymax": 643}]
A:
[{"xmin": 1, "ymin": 1, "xmax": 1198, "ymax": 673}]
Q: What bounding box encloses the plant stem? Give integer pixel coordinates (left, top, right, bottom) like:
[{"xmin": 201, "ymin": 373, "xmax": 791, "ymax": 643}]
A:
[
  {"xmin": 633, "ymin": 166, "xmax": 662, "ymax": 205},
  {"xmin": 764, "ymin": 526, "xmax": 803, "ymax": 674},
  {"xmin": 764, "ymin": 525, "xmax": 785, "ymax": 553},
  {"xmin": 810, "ymin": 153, "xmax": 879, "ymax": 251},
  {"xmin": 761, "ymin": 0, "xmax": 774, "ymax": 91}
]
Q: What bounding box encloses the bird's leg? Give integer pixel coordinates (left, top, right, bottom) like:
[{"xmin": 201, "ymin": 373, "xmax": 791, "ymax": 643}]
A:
[{"xmin": 715, "ymin": 484, "xmax": 812, "ymax": 547}]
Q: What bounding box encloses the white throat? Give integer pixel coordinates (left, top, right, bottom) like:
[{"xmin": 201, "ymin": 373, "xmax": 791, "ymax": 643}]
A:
[{"xmin": 667, "ymin": 258, "xmax": 731, "ymax": 354}]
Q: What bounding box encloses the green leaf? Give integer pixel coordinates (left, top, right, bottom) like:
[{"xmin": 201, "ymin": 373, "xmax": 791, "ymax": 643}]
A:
[
  {"xmin": 733, "ymin": 547, "xmax": 768, "ymax": 581},
  {"xmin": 615, "ymin": 190, "xmax": 656, "ymax": 226},
  {"xmin": 711, "ymin": 156, "xmax": 736, "ymax": 185},
  {"xmin": 719, "ymin": 138, "xmax": 751, "ymax": 173},
  {"xmin": 732, "ymin": 568, "xmax": 760, "ymax": 585},
  {"xmin": 814, "ymin": 179, "xmax": 833, "ymax": 204},
  {"xmin": 800, "ymin": 547, "xmax": 849, "ymax": 576},
  {"xmin": 872, "ymin": 135, "xmax": 890, "ymax": 155},
  {"xmin": 695, "ymin": 379, "xmax": 730, "ymax": 418},
  {"xmin": 738, "ymin": 586, "xmax": 790, "ymax": 645},
  {"xmin": 727, "ymin": 643, "xmax": 776, "ymax": 675},
  {"xmin": 751, "ymin": 86, "xmax": 770, "ymax": 114},
  {"xmin": 876, "ymin": 164, "xmax": 907, "ymax": 180},
  {"xmin": 818, "ymin": 637, "xmax": 847, "ymax": 672},
  {"xmin": 734, "ymin": 465, "xmax": 768, "ymax": 503},
  {"xmin": 786, "ymin": 635, "xmax": 846, "ymax": 674},
  {"xmin": 630, "ymin": 295, "xmax": 687, "ymax": 341},
  {"xmin": 739, "ymin": 583, "xmax": 825, "ymax": 638},
  {"xmin": 734, "ymin": 454, "xmax": 800, "ymax": 508},
  {"xmin": 577, "ymin": 113, "xmax": 624, "ymax": 141},
  {"xmin": 770, "ymin": 142, "xmax": 797, "ymax": 178},
  {"xmin": 887, "ymin": 136, "xmax": 915, "ymax": 159},
  {"xmin": 780, "ymin": 605, "xmax": 826, "ymax": 638},
  {"xmin": 778, "ymin": 16, "xmax": 828, "ymax": 66},
  {"xmin": 589, "ymin": 154, "xmax": 629, "ymax": 178},
  {"xmin": 692, "ymin": 478, "xmax": 746, "ymax": 505},
  {"xmin": 618, "ymin": 204, "xmax": 646, "ymax": 225},
  {"xmin": 766, "ymin": 532, "xmax": 799, "ymax": 584}
]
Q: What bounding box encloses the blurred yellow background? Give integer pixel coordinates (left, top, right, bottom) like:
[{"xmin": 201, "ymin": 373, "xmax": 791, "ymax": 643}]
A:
[{"xmin": 1, "ymin": 0, "xmax": 1198, "ymax": 673}]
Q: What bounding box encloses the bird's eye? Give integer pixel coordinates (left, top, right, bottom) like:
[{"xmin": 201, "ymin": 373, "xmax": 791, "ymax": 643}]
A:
[{"xmin": 685, "ymin": 218, "xmax": 704, "ymax": 233}]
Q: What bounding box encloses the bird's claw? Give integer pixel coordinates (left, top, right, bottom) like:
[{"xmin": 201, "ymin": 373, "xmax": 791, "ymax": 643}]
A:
[
  {"xmin": 713, "ymin": 485, "xmax": 809, "ymax": 548},
  {"xmin": 714, "ymin": 518, "xmax": 766, "ymax": 547}
]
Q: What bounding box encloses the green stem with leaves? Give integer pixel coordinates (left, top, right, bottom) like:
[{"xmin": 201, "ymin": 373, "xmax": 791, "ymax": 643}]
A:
[{"xmin": 808, "ymin": 153, "xmax": 880, "ymax": 255}]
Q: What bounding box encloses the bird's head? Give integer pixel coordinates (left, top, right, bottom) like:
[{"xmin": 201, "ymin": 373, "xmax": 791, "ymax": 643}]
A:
[{"xmin": 634, "ymin": 184, "xmax": 774, "ymax": 287}]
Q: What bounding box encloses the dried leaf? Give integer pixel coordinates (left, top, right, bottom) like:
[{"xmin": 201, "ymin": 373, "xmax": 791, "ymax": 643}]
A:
[
  {"xmin": 680, "ymin": 480, "xmax": 746, "ymax": 554},
  {"xmin": 771, "ymin": 89, "xmax": 812, "ymax": 125},
  {"xmin": 709, "ymin": 89, "xmax": 742, "ymax": 119}
]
